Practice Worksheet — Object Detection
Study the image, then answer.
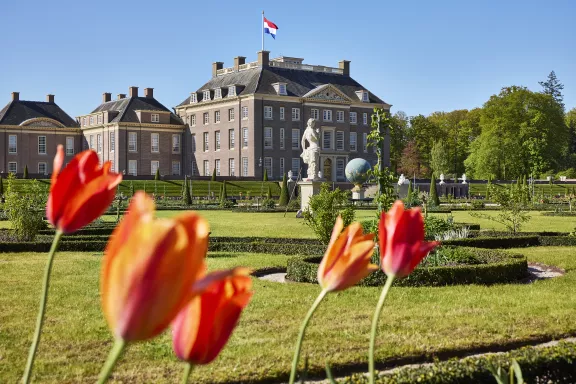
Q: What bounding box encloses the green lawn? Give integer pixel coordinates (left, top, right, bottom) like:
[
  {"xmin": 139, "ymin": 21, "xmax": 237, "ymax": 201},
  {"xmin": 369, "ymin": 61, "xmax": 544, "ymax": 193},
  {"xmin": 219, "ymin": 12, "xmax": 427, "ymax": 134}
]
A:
[{"xmin": 1, "ymin": 246, "xmax": 576, "ymax": 383}]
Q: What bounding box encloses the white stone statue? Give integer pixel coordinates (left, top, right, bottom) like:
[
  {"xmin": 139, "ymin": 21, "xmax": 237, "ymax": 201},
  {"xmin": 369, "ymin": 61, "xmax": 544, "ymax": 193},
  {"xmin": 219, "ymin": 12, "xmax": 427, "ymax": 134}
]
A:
[
  {"xmin": 287, "ymin": 170, "xmax": 293, "ymax": 180},
  {"xmin": 398, "ymin": 174, "xmax": 406, "ymax": 186},
  {"xmin": 439, "ymin": 173, "xmax": 445, "ymax": 185},
  {"xmin": 318, "ymin": 171, "xmax": 323, "ymax": 179},
  {"xmin": 461, "ymin": 173, "xmax": 467, "ymax": 184},
  {"xmin": 300, "ymin": 118, "xmax": 320, "ymax": 181}
]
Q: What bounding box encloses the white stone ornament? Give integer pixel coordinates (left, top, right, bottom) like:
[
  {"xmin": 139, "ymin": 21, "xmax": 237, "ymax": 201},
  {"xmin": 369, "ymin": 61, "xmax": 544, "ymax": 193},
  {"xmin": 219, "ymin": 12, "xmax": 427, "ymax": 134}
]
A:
[
  {"xmin": 461, "ymin": 174, "xmax": 467, "ymax": 184},
  {"xmin": 398, "ymin": 174, "xmax": 406, "ymax": 186},
  {"xmin": 300, "ymin": 118, "xmax": 321, "ymax": 181},
  {"xmin": 288, "ymin": 170, "xmax": 293, "ymax": 180},
  {"xmin": 439, "ymin": 173, "xmax": 445, "ymax": 185}
]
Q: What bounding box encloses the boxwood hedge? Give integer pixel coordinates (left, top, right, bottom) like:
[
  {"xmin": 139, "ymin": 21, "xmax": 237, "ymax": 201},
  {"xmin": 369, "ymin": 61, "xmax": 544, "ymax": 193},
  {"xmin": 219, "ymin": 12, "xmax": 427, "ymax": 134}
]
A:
[{"xmin": 286, "ymin": 248, "xmax": 528, "ymax": 287}]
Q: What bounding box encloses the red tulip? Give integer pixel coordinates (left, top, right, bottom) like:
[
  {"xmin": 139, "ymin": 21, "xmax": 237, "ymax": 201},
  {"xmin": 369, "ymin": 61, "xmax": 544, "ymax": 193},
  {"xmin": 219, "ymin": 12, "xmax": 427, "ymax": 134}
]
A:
[
  {"xmin": 378, "ymin": 201, "xmax": 439, "ymax": 278},
  {"xmin": 46, "ymin": 145, "xmax": 122, "ymax": 233},
  {"xmin": 101, "ymin": 192, "xmax": 210, "ymax": 341},
  {"xmin": 172, "ymin": 268, "xmax": 253, "ymax": 365},
  {"xmin": 317, "ymin": 216, "xmax": 378, "ymax": 292}
]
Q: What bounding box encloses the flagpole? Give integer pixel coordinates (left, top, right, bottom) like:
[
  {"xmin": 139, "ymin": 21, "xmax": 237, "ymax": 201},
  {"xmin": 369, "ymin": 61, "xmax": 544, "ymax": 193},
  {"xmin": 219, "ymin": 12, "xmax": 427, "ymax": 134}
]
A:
[{"xmin": 262, "ymin": 10, "xmax": 265, "ymax": 51}]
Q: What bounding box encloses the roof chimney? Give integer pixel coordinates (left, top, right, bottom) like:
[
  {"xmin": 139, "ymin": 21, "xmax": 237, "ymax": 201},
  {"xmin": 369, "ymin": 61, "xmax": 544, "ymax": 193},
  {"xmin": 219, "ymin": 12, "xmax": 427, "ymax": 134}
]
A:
[
  {"xmin": 212, "ymin": 62, "xmax": 224, "ymax": 77},
  {"xmin": 103, "ymin": 93, "xmax": 111, "ymax": 103},
  {"xmin": 117, "ymin": 94, "xmax": 127, "ymax": 100},
  {"xmin": 46, "ymin": 94, "xmax": 55, "ymax": 103},
  {"xmin": 234, "ymin": 56, "xmax": 246, "ymax": 71},
  {"xmin": 338, "ymin": 60, "xmax": 350, "ymax": 76},
  {"xmin": 144, "ymin": 88, "xmax": 154, "ymax": 99},
  {"xmin": 257, "ymin": 51, "xmax": 270, "ymax": 67},
  {"xmin": 11, "ymin": 92, "xmax": 19, "ymax": 101},
  {"xmin": 129, "ymin": 86, "xmax": 139, "ymax": 97}
]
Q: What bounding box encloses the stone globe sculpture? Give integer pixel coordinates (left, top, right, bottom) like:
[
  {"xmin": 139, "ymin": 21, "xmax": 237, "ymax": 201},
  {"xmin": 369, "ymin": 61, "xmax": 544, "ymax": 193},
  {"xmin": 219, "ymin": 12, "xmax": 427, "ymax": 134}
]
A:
[{"xmin": 345, "ymin": 158, "xmax": 371, "ymax": 200}]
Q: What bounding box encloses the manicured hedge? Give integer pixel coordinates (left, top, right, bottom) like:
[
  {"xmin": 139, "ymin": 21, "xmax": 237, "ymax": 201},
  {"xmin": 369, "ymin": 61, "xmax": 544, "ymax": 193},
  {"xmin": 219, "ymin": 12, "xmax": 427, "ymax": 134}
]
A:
[
  {"xmin": 209, "ymin": 237, "xmax": 321, "ymax": 245},
  {"xmin": 443, "ymin": 236, "xmax": 540, "ymax": 249},
  {"xmin": 0, "ymin": 241, "xmax": 108, "ymax": 253},
  {"xmin": 538, "ymin": 236, "xmax": 576, "ymax": 246},
  {"xmin": 340, "ymin": 341, "xmax": 576, "ymax": 384},
  {"xmin": 286, "ymin": 248, "xmax": 528, "ymax": 287},
  {"xmin": 209, "ymin": 242, "xmax": 325, "ymax": 256}
]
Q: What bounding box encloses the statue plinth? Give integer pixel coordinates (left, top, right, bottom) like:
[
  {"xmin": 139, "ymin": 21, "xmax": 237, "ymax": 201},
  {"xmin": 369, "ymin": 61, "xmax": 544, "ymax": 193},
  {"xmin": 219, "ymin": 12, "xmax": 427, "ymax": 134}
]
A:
[{"xmin": 298, "ymin": 180, "xmax": 324, "ymax": 212}]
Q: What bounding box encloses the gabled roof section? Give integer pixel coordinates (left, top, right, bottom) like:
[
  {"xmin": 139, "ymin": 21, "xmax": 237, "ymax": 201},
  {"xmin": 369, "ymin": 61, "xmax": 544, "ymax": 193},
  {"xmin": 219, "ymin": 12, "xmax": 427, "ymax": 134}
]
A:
[
  {"xmin": 0, "ymin": 100, "xmax": 78, "ymax": 127},
  {"xmin": 301, "ymin": 84, "xmax": 353, "ymax": 102},
  {"xmin": 92, "ymin": 97, "xmax": 184, "ymax": 125}
]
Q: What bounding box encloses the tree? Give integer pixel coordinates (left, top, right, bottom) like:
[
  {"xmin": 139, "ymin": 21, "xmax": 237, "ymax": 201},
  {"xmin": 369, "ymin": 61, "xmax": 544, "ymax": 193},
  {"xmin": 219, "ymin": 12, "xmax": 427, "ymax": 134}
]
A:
[
  {"xmin": 370, "ymin": 108, "xmax": 397, "ymax": 213},
  {"xmin": 471, "ymin": 184, "xmax": 530, "ymax": 233},
  {"xmin": 263, "ymin": 168, "xmax": 268, "ymax": 181},
  {"xmin": 539, "ymin": 70, "xmax": 564, "ymax": 107},
  {"xmin": 430, "ymin": 140, "xmax": 451, "ymax": 177},
  {"xmin": 399, "ymin": 141, "xmax": 428, "ymax": 177},
  {"xmin": 266, "ymin": 185, "xmax": 272, "ymax": 199},
  {"xmin": 566, "ymin": 108, "xmax": 576, "ymax": 159},
  {"xmin": 407, "ymin": 114, "xmax": 439, "ymax": 175},
  {"xmin": 220, "ymin": 180, "xmax": 228, "ymax": 202},
  {"xmin": 387, "ymin": 111, "xmax": 409, "ymax": 173},
  {"xmin": 23, "ymin": 165, "xmax": 28, "ymax": 179},
  {"xmin": 183, "ymin": 176, "xmax": 192, "ymax": 205},
  {"xmin": 4, "ymin": 174, "xmax": 46, "ymax": 241},
  {"xmin": 429, "ymin": 174, "xmax": 440, "ymax": 206},
  {"xmin": 154, "ymin": 168, "xmax": 160, "ymax": 181},
  {"xmin": 211, "ymin": 169, "xmax": 216, "ymax": 182},
  {"xmin": 278, "ymin": 173, "xmax": 289, "ymax": 206}
]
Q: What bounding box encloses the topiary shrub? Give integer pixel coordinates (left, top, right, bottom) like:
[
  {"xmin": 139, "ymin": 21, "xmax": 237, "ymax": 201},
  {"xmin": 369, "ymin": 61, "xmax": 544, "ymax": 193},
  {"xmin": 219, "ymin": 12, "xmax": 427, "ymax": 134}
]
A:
[
  {"xmin": 154, "ymin": 168, "xmax": 160, "ymax": 181},
  {"xmin": 278, "ymin": 173, "xmax": 289, "ymax": 206}
]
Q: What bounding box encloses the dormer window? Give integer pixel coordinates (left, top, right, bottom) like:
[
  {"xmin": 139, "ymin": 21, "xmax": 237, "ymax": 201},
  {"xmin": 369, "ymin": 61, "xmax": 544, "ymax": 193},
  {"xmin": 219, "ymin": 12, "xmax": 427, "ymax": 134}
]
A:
[
  {"xmin": 272, "ymin": 82, "xmax": 288, "ymax": 95},
  {"xmin": 356, "ymin": 90, "xmax": 369, "ymax": 102},
  {"xmin": 203, "ymin": 90, "xmax": 211, "ymax": 101},
  {"xmin": 214, "ymin": 88, "xmax": 222, "ymax": 99},
  {"xmin": 190, "ymin": 93, "xmax": 197, "ymax": 103},
  {"xmin": 228, "ymin": 86, "xmax": 236, "ymax": 97},
  {"xmin": 362, "ymin": 92, "xmax": 369, "ymax": 102}
]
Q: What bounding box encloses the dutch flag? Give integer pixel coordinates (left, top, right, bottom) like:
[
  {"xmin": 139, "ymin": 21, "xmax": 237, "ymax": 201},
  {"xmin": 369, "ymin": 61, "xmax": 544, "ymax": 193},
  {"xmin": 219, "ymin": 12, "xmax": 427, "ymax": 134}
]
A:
[{"xmin": 263, "ymin": 17, "xmax": 278, "ymax": 39}]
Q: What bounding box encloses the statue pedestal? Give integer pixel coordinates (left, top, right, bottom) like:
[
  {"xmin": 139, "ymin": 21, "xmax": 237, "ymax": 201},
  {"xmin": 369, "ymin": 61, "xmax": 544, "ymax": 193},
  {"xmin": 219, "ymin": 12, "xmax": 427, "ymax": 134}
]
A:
[
  {"xmin": 298, "ymin": 180, "xmax": 324, "ymax": 212},
  {"xmin": 352, "ymin": 189, "xmax": 365, "ymax": 200}
]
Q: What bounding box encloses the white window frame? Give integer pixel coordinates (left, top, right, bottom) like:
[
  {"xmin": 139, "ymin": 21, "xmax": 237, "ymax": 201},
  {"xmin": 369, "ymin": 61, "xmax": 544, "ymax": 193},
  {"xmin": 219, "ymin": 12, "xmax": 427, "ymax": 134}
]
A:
[
  {"xmin": 90, "ymin": 116, "xmax": 94, "ymax": 125},
  {"xmin": 228, "ymin": 108, "xmax": 235, "ymax": 121},
  {"xmin": 191, "ymin": 160, "xmax": 197, "ymax": 176},
  {"xmin": 203, "ymin": 132, "xmax": 209, "ymax": 152},
  {"xmin": 8, "ymin": 135, "xmax": 17, "ymax": 154},
  {"xmin": 242, "ymin": 106, "xmax": 249, "ymax": 119},
  {"xmin": 128, "ymin": 160, "xmax": 138, "ymax": 176},
  {"xmin": 242, "ymin": 127, "xmax": 248, "ymax": 147},
  {"xmin": 128, "ymin": 132, "xmax": 137, "ymax": 152},
  {"xmin": 278, "ymin": 83, "xmax": 287, "ymax": 95},
  {"xmin": 215, "ymin": 131, "xmax": 221, "ymax": 151},
  {"xmin": 350, "ymin": 132, "xmax": 357, "ymax": 152},
  {"xmin": 350, "ymin": 112, "xmax": 358, "ymax": 124},
  {"xmin": 172, "ymin": 134, "xmax": 181, "ymax": 153},
  {"xmin": 292, "ymin": 129, "xmax": 300, "ymax": 149},
  {"xmin": 363, "ymin": 133, "xmax": 368, "ymax": 152},
  {"xmin": 96, "ymin": 134, "xmax": 102, "ymax": 153},
  {"xmin": 191, "ymin": 134, "xmax": 196, "ymax": 152},
  {"xmin": 82, "ymin": 117, "xmax": 86, "ymax": 126},
  {"xmin": 362, "ymin": 92, "xmax": 369, "ymax": 102},
  {"xmin": 110, "ymin": 159, "xmax": 115, "ymax": 172},
  {"xmin": 38, "ymin": 162, "xmax": 47, "ymax": 175},
  {"xmin": 203, "ymin": 112, "xmax": 209, "ymax": 125},
  {"xmin": 280, "ymin": 128, "xmax": 285, "ymax": 150},
  {"xmin": 97, "ymin": 114, "xmax": 102, "ymax": 124},
  {"xmin": 172, "ymin": 161, "xmax": 181, "ymax": 175},
  {"xmin": 336, "ymin": 131, "xmax": 344, "ymax": 151},
  {"xmin": 190, "ymin": 93, "xmax": 197, "ymax": 103},
  {"xmin": 66, "ymin": 136, "xmax": 74, "ymax": 155},
  {"xmin": 291, "ymin": 158, "xmax": 300, "ymax": 176},
  {"xmin": 264, "ymin": 157, "xmax": 273, "ymax": 179},
  {"xmin": 215, "ymin": 110, "xmax": 221, "ymax": 123},
  {"xmin": 151, "ymin": 133, "xmax": 159, "ymax": 153},
  {"xmin": 89, "ymin": 135, "xmax": 94, "ymax": 150},
  {"xmin": 336, "ymin": 159, "xmax": 345, "ymax": 179},
  {"xmin": 264, "ymin": 127, "xmax": 273, "ymax": 149},
  {"xmin": 214, "ymin": 88, "xmax": 222, "ymax": 99},
  {"xmin": 323, "ymin": 109, "xmax": 332, "ymax": 122},
  {"xmin": 203, "ymin": 160, "xmax": 210, "ymax": 176},
  {"xmin": 151, "ymin": 160, "xmax": 160, "ymax": 176},
  {"xmin": 203, "ymin": 90, "xmax": 211, "ymax": 101},
  {"xmin": 228, "ymin": 86, "xmax": 236, "ymax": 97},
  {"xmin": 311, "ymin": 109, "xmax": 319, "ymax": 120},
  {"xmin": 292, "ymin": 108, "xmax": 300, "ymax": 121},
  {"xmin": 336, "ymin": 111, "xmax": 344, "ymax": 122},
  {"xmin": 229, "ymin": 129, "xmax": 235, "ymax": 149},
  {"xmin": 242, "ymin": 157, "xmax": 249, "ymax": 176},
  {"xmin": 363, "ymin": 113, "xmax": 368, "ymax": 125},
  {"xmin": 191, "ymin": 114, "xmax": 196, "ymax": 126},
  {"xmin": 215, "ymin": 159, "xmax": 221, "ymax": 176},
  {"xmin": 8, "ymin": 162, "xmax": 17, "ymax": 174},
  {"xmin": 151, "ymin": 113, "xmax": 160, "ymax": 123},
  {"xmin": 229, "ymin": 158, "xmax": 236, "ymax": 176},
  {"xmin": 264, "ymin": 106, "xmax": 273, "ymax": 120},
  {"xmin": 280, "ymin": 107, "xmax": 285, "ymax": 120},
  {"xmin": 280, "ymin": 157, "xmax": 285, "ymax": 176},
  {"xmin": 38, "ymin": 136, "xmax": 47, "ymax": 155},
  {"xmin": 109, "ymin": 132, "xmax": 115, "ymax": 152},
  {"xmin": 322, "ymin": 129, "xmax": 333, "ymax": 150}
]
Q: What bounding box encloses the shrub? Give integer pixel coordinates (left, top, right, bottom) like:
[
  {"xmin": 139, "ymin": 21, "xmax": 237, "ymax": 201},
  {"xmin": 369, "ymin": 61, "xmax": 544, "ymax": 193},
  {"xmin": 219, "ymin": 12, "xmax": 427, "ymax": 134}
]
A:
[
  {"xmin": 471, "ymin": 184, "xmax": 530, "ymax": 232},
  {"xmin": 429, "ymin": 174, "xmax": 440, "ymax": 206},
  {"xmin": 4, "ymin": 175, "xmax": 46, "ymax": 241},
  {"xmin": 211, "ymin": 169, "xmax": 216, "ymax": 182},
  {"xmin": 263, "ymin": 168, "xmax": 268, "ymax": 181},
  {"xmin": 278, "ymin": 173, "xmax": 289, "ymax": 206},
  {"xmin": 471, "ymin": 200, "xmax": 485, "ymax": 209},
  {"xmin": 220, "ymin": 199, "xmax": 235, "ymax": 209},
  {"xmin": 287, "ymin": 195, "xmax": 301, "ymax": 210},
  {"xmin": 154, "ymin": 168, "xmax": 160, "ymax": 181},
  {"xmin": 303, "ymin": 183, "xmax": 355, "ymax": 244},
  {"xmin": 23, "ymin": 165, "xmax": 29, "ymax": 179},
  {"xmin": 424, "ymin": 215, "xmax": 456, "ymax": 240},
  {"xmin": 261, "ymin": 198, "xmax": 276, "ymax": 210}
]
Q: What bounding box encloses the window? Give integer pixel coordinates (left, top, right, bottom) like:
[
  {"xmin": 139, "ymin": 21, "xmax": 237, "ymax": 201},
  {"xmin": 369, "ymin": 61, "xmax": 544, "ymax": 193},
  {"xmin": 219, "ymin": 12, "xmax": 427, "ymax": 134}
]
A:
[
  {"xmin": 191, "ymin": 114, "xmax": 196, "ymax": 126},
  {"xmin": 280, "ymin": 107, "xmax": 285, "ymax": 120},
  {"xmin": 292, "ymin": 108, "xmax": 300, "ymax": 121},
  {"xmin": 8, "ymin": 135, "xmax": 17, "ymax": 154},
  {"xmin": 242, "ymin": 106, "xmax": 248, "ymax": 119},
  {"xmin": 242, "ymin": 128, "xmax": 248, "ymax": 147},
  {"xmin": 215, "ymin": 159, "xmax": 221, "ymax": 176},
  {"xmin": 264, "ymin": 157, "xmax": 272, "ymax": 178},
  {"xmin": 90, "ymin": 116, "xmax": 94, "ymax": 125},
  {"xmin": 279, "ymin": 157, "xmax": 285, "ymax": 176},
  {"xmin": 38, "ymin": 136, "xmax": 47, "ymax": 154},
  {"xmin": 97, "ymin": 115, "xmax": 102, "ymax": 124},
  {"xmin": 128, "ymin": 132, "xmax": 137, "ymax": 152},
  {"xmin": 228, "ymin": 86, "xmax": 236, "ymax": 97},
  {"xmin": 363, "ymin": 133, "xmax": 368, "ymax": 152},
  {"xmin": 89, "ymin": 135, "xmax": 94, "ymax": 150},
  {"xmin": 336, "ymin": 131, "xmax": 344, "ymax": 150},
  {"xmin": 363, "ymin": 113, "xmax": 368, "ymax": 125},
  {"xmin": 229, "ymin": 158, "xmax": 236, "ymax": 176},
  {"xmin": 172, "ymin": 134, "xmax": 181, "ymax": 153},
  {"xmin": 264, "ymin": 127, "xmax": 273, "ymax": 149},
  {"xmin": 109, "ymin": 132, "xmax": 115, "ymax": 152},
  {"xmin": 323, "ymin": 110, "xmax": 332, "ymax": 122},
  {"xmin": 215, "ymin": 131, "xmax": 221, "ymax": 150},
  {"xmin": 215, "ymin": 110, "xmax": 220, "ymax": 123},
  {"xmin": 323, "ymin": 130, "xmax": 332, "ymax": 150},
  {"xmin": 336, "ymin": 159, "xmax": 345, "ymax": 179},
  {"xmin": 151, "ymin": 113, "xmax": 160, "ymax": 123},
  {"xmin": 362, "ymin": 92, "xmax": 369, "ymax": 102},
  {"xmin": 228, "ymin": 108, "xmax": 235, "ymax": 121},
  {"xmin": 203, "ymin": 90, "xmax": 210, "ymax": 101},
  {"xmin": 38, "ymin": 162, "xmax": 47, "ymax": 175},
  {"xmin": 291, "ymin": 158, "xmax": 300, "ymax": 175},
  {"xmin": 310, "ymin": 109, "xmax": 319, "ymax": 120},
  {"xmin": 96, "ymin": 135, "xmax": 102, "ymax": 153},
  {"xmin": 203, "ymin": 112, "xmax": 209, "ymax": 125},
  {"xmin": 128, "ymin": 160, "xmax": 137, "ymax": 176},
  {"xmin": 82, "ymin": 118, "xmax": 86, "ymax": 126},
  {"xmin": 280, "ymin": 128, "xmax": 285, "ymax": 149},
  {"xmin": 172, "ymin": 161, "xmax": 181, "ymax": 175},
  {"xmin": 191, "ymin": 134, "xmax": 196, "ymax": 152},
  {"xmin": 350, "ymin": 132, "xmax": 357, "ymax": 151},
  {"xmin": 110, "ymin": 160, "xmax": 115, "ymax": 172},
  {"xmin": 264, "ymin": 106, "xmax": 273, "ymax": 120},
  {"xmin": 190, "ymin": 93, "xmax": 197, "ymax": 103},
  {"xmin": 336, "ymin": 111, "xmax": 344, "ymax": 122},
  {"xmin": 66, "ymin": 137, "xmax": 74, "ymax": 155},
  {"xmin": 350, "ymin": 112, "xmax": 357, "ymax": 124},
  {"xmin": 203, "ymin": 160, "xmax": 210, "ymax": 176},
  {"xmin": 214, "ymin": 88, "xmax": 222, "ymax": 99},
  {"xmin": 151, "ymin": 161, "xmax": 160, "ymax": 176},
  {"xmin": 191, "ymin": 161, "xmax": 197, "ymax": 176},
  {"xmin": 229, "ymin": 129, "xmax": 235, "ymax": 149},
  {"xmin": 278, "ymin": 83, "xmax": 287, "ymax": 95},
  {"xmin": 242, "ymin": 157, "xmax": 248, "ymax": 176},
  {"xmin": 292, "ymin": 129, "xmax": 300, "ymax": 149},
  {"xmin": 151, "ymin": 133, "xmax": 159, "ymax": 153},
  {"xmin": 203, "ymin": 132, "xmax": 209, "ymax": 152},
  {"xmin": 8, "ymin": 162, "xmax": 17, "ymax": 174}
]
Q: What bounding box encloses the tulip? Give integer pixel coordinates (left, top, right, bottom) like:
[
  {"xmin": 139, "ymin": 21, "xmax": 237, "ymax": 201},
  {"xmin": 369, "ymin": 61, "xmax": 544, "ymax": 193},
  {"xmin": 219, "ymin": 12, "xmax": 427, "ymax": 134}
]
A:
[
  {"xmin": 22, "ymin": 146, "xmax": 122, "ymax": 384},
  {"xmin": 47, "ymin": 145, "xmax": 122, "ymax": 233},
  {"xmin": 172, "ymin": 268, "xmax": 252, "ymax": 382},
  {"xmin": 97, "ymin": 192, "xmax": 210, "ymax": 384},
  {"xmin": 368, "ymin": 200, "xmax": 439, "ymax": 384},
  {"xmin": 289, "ymin": 217, "xmax": 377, "ymax": 384}
]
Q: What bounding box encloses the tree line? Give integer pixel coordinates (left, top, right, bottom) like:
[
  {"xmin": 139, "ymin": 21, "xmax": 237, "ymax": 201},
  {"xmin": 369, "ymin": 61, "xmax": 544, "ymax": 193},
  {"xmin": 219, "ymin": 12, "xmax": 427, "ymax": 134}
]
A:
[{"xmin": 387, "ymin": 71, "xmax": 576, "ymax": 180}]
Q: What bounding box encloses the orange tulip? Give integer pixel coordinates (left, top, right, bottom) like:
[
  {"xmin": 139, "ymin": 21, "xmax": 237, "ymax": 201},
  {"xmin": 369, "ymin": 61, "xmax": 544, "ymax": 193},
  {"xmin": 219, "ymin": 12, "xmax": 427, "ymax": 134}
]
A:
[
  {"xmin": 378, "ymin": 200, "xmax": 439, "ymax": 278},
  {"xmin": 317, "ymin": 216, "xmax": 378, "ymax": 292},
  {"xmin": 46, "ymin": 145, "xmax": 122, "ymax": 233},
  {"xmin": 172, "ymin": 268, "xmax": 252, "ymax": 365},
  {"xmin": 100, "ymin": 192, "xmax": 209, "ymax": 341}
]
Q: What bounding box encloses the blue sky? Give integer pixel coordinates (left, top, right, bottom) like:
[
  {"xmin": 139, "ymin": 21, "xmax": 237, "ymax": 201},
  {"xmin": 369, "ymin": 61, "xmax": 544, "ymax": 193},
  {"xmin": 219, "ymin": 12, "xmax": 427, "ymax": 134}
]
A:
[{"xmin": 1, "ymin": 0, "xmax": 574, "ymax": 118}]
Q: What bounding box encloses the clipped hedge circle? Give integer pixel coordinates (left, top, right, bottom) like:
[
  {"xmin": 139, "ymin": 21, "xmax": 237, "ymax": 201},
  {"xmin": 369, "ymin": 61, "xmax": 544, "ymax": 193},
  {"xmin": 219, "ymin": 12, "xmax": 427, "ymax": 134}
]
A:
[{"xmin": 286, "ymin": 247, "xmax": 528, "ymax": 287}]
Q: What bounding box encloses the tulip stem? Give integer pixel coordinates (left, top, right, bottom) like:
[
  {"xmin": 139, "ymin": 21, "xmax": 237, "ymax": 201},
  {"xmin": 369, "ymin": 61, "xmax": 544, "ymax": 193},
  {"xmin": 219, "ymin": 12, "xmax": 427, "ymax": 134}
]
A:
[
  {"xmin": 368, "ymin": 275, "xmax": 395, "ymax": 384},
  {"xmin": 22, "ymin": 230, "xmax": 64, "ymax": 384},
  {"xmin": 181, "ymin": 363, "xmax": 194, "ymax": 384},
  {"xmin": 97, "ymin": 339, "xmax": 127, "ymax": 384},
  {"xmin": 289, "ymin": 288, "xmax": 328, "ymax": 384}
]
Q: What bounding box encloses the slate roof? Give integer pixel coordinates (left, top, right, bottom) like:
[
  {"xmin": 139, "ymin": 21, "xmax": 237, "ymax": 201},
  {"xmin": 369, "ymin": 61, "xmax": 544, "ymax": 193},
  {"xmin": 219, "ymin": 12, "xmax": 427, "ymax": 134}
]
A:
[
  {"xmin": 91, "ymin": 96, "xmax": 184, "ymax": 125},
  {"xmin": 177, "ymin": 66, "xmax": 387, "ymax": 106},
  {"xmin": 0, "ymin": 100, "xmax": 79, "ymax": 127}
]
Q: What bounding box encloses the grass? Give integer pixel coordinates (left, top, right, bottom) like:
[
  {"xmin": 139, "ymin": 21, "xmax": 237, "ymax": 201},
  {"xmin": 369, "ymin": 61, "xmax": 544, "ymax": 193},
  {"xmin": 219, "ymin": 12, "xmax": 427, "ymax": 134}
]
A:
[{"xmin": 1, "ymin": 246, "xmax": 576, "ymax": 383}]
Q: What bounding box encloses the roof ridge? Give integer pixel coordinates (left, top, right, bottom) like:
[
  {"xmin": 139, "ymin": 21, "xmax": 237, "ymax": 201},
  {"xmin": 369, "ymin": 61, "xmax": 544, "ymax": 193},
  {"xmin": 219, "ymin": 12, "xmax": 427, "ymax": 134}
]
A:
[{"xmin": 116, "ymin": 97, "xmax": 134, "ymax": 123}]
